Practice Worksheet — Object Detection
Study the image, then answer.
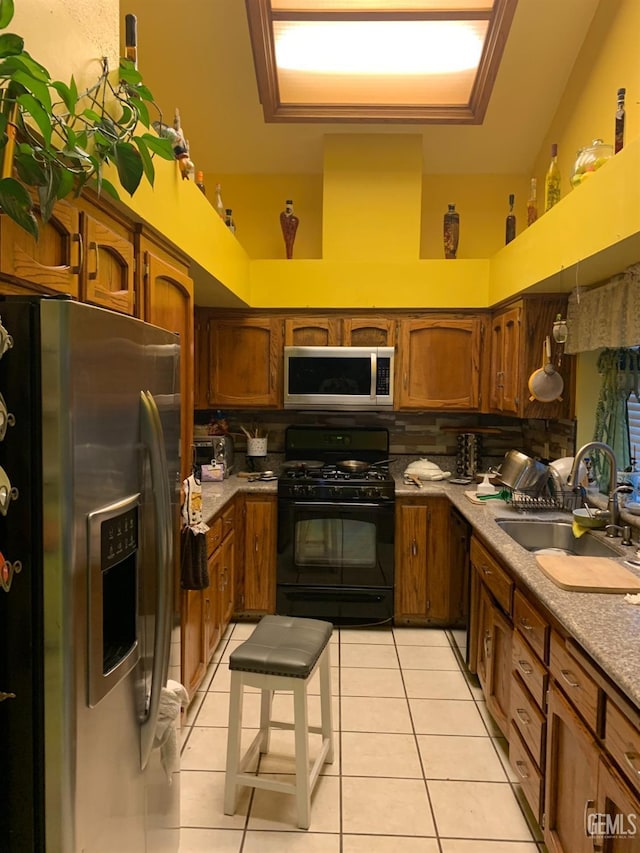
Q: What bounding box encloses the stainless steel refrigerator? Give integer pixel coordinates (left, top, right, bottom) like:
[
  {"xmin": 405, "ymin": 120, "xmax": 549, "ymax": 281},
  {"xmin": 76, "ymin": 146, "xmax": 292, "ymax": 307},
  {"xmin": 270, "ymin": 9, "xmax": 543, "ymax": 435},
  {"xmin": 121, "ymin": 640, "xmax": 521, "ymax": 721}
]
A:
[{"xmin": 0, "ymin": 296, "xmax": 182, "ymax": 852}]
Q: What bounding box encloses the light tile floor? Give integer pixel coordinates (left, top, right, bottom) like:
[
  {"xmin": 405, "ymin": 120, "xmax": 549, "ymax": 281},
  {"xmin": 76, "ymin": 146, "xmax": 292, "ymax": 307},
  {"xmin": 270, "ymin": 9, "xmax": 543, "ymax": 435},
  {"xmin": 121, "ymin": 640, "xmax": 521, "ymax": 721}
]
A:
[{"xmin": 179, "ymin": 623, "xmax": 546, "ymax": 852}]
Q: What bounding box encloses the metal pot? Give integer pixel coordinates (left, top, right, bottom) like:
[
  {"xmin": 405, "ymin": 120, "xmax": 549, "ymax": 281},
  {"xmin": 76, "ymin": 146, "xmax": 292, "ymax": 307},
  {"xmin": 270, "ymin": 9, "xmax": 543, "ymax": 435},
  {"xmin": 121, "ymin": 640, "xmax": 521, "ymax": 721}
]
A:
[{"xmin": 490, "ymin": 450, "xmax": 549, "ymax": 493}]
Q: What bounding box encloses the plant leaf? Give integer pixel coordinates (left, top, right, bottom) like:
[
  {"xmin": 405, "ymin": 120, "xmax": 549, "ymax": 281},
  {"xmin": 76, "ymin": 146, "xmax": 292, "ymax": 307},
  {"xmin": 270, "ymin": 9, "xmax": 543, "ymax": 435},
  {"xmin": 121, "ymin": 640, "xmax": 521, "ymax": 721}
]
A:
[
  {"xmin": 0, "ymin": 0, "xmax": 14, "ymax": 29},
  {"xmin": 114, "ymin": 141, "xmax": 143, "ymax": 195},
  {"xmin": 100, "ymin": 177, "xmax": 120, "ymax": 201},
  {"xmin": 51, "ymin": 79, "xmax": 77, "ymax": 114},
  {"xmin": 82, "ymin": 107, "xmax": 102, "ymax": 124},
  {"xmin": 13, "ymin": 68, "xmax": 52, "ymax": 111},
  {"xmin": 16, "ymin": 92, "xmax": 51, "ymax": 146},
  {"xmin": 0, "ymin": 50, "xmax": 49, "ymax": 80},
  {"xmin": 133, "ymin": 136, "xmax": 154, "ymax": 185},
  {"xmin": 131, "ymin": 95, "xmax": 149, "ymax": 128},
  {"xmin": 119, "ymin": 59, "xmax": 142, "ymax": 86},
  {"xmin": 37, "ymin": 177, "xmax": 58, "ymax": 223},
  {"xmin": 133, "ymin": 84, "xmax": 154, "ymax": 103},
  {"xmin": 0, "ymin": 32, "xmax": 21, "ymax": 57},
  {"xmin": 140, "ymin": 133, "xmax": 174, "ymax": 160},
  {"xmin": 0, "ymin": 176, "xmax": 37, "ymax": 238},
  {"xmin": 55, "ymin": 166, "xmax": 74, "ymax": 200},
  {"xmin": 14, "ymin": 148, "xmax": 46, "ymax": 185}
]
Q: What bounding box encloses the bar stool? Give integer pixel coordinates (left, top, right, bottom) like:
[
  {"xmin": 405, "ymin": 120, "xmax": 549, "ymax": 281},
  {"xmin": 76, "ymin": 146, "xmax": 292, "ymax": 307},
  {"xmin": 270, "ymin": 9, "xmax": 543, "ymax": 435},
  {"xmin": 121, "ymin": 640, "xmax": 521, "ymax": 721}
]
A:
[{"xmin": 223, "ymin": 615, "xmax": 334, "ymax": 829}]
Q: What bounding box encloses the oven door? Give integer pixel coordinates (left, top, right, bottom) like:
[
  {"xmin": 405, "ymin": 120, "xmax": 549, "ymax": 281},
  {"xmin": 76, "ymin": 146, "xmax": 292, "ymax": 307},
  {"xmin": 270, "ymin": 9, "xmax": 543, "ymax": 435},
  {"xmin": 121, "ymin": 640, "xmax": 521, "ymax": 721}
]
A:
[{"xmin": 277, "ymin": 499, "xmax": 394, "ymax": 624}]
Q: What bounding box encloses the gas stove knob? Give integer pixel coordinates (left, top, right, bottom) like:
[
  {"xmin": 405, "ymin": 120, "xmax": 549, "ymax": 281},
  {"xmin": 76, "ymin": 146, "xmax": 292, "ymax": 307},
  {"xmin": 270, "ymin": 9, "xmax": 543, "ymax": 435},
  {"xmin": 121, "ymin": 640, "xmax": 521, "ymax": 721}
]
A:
[
  {"xmin": 329, "ymin": 486, "xmax": 342, "ymax": 497},
  {"xmin": 365, "ymin": 486, "xmax": 382, "ymax": 498}
]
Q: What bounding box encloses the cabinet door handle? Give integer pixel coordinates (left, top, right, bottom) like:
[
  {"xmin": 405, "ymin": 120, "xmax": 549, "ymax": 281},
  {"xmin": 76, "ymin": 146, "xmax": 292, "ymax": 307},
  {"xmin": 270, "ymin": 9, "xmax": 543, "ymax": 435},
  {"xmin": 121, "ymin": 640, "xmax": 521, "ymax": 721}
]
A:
[
  {"xmin": 584, "ymin": 799, "xmax": 596, "ymax": 837},
  {"xmin": 254, "ymin": 535, "xmax": 258, "ymax": 553},
  {"xmin": 73, "ymin": 231, "xmax": 84, "ymax": 275},
  {"xmin": 624, "ymin": 751, "xmax": 640, "ymax": 776},
  {"xmin": 517, "ymin": 659, "xmax": 533, "ymax": 676},
  {"xmin": 514, "ymin": 760, "xmax": 529, "ymax": 779},
  {"xmin": 484, "ymin": 631, "xmax": 492, "ymax": 659},
  {"xmin": 560, "ymin": 669, "xmax": 580, "ymax": 688},
  {"xmin": 88, "ymin": 240, "xmax": 99, "ymax": 280},
  {"xmin": 515, "ymin": 708, "xmax": 531, "ymax": 726},
  {"xmin": 481, "ymin": 563, "xmax": 492, "ymax": 576},
  {"xmin": 411, "ymin": 539, "xmax": 418, "ymax": 557},
  {"xmin": 519, "ymin": 617, "xmax": 534, "ymax": 632},
  {"xmin": 0, "ymin": 691, "xmax": 16, "ymax": 702}
]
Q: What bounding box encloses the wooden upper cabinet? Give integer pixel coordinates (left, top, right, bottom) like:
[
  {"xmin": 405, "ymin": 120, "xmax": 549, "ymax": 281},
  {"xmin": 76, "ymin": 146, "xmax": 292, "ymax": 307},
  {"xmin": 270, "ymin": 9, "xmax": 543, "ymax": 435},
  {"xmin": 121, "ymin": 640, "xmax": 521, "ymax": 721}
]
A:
[
  {"xmin": 139, "ymin": 231, "xmax": 194, "ymax": 482},
  {"xmin": 210, "ymin": 316, "xmax": 282, "ymax": 407},
  {"xmin": 489, "ymin": 297, "xmax": 574, "ymax": 419},
  {"xmin": 194, "ymin": 309, "xmax": 210, "ymax": 409},
  {"xmin": 284, "ymin": 317, "xmax": 341, "ymax": 346},
  {"xmin": 0, "ymin": 197, "xmax": 81, "ymax": 297},
  {"xmin": 343, "ymin": 317, "xmax": 396, "ymax": 347},
  {"xmin": 397, "ymin": 316, "xmax": 484, "ymax": 410},
  {"xmin": 79, "ymin": 199, "xmax": 135, "ymax": 315}
]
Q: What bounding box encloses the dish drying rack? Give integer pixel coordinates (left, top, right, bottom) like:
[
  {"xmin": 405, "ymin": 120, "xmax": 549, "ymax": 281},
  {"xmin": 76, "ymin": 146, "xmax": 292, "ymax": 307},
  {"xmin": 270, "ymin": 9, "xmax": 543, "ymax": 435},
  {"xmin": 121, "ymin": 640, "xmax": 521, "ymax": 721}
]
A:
[{"xmin": 508, "ymin": 487, "xmax": 582, "ymax": 513}]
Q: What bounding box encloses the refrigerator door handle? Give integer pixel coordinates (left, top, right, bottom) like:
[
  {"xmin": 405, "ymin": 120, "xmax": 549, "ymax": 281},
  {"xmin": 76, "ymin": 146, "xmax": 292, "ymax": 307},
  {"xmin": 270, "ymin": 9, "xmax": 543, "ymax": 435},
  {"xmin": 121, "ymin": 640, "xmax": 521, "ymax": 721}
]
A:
[{"xmin": 139, "ymin": 389, "xmax": 174, "ymax": 770}]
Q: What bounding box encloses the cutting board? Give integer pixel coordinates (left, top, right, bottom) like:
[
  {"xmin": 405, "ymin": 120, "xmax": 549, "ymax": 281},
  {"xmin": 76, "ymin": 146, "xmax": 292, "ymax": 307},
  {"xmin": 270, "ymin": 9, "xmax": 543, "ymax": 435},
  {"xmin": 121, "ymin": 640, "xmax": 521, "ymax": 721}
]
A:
[
  {"xmin": 464, "ymin": 490, "xmax": 507, "ymax": 505},
  {"xmin": 535, "ymin": 555, "xmax": 640, "ymax": 593}
]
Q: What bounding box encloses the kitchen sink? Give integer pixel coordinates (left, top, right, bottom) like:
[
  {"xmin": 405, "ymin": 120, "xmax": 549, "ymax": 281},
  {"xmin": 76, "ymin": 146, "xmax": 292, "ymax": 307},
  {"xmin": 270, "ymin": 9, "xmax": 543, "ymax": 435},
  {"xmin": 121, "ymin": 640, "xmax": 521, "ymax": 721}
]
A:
[{"xmin": 496, "ymin": 519, "xmax": 622, "ymax": 558}]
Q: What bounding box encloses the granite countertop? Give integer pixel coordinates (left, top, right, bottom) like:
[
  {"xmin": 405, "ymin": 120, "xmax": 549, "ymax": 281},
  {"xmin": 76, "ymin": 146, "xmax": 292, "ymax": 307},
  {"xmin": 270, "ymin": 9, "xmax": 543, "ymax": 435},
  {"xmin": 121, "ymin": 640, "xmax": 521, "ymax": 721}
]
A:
[{"xmin": 200, "ymin": 472, "xmax": 640, "ymax": 711}]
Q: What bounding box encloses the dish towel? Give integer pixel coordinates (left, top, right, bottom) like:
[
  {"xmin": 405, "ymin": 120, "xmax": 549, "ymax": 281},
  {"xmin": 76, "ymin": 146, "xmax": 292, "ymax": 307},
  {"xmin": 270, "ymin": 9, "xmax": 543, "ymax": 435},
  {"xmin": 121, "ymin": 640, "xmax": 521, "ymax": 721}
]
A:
[
  {"xmin": 154, "ymin": 679, "xmax": 190, "ymax": 782},
  {"xmin": 572, "ymin": 520, "xmax": 588, "ymax": 538},
  {"xmin": 180, "ymin": 473, "xmax": 210, "ymax": 590}
]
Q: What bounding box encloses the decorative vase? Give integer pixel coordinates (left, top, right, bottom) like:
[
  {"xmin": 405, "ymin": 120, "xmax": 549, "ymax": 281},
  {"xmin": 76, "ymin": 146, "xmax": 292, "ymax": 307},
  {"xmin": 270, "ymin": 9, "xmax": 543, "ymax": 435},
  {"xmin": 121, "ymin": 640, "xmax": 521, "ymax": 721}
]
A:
[
  {"xmin": 443, "ymin": 203, "xmax": 459, "ymax": 259},
  {"xmin": 280, "ymin": 199, "xmax": 299, "ymax": 259}
]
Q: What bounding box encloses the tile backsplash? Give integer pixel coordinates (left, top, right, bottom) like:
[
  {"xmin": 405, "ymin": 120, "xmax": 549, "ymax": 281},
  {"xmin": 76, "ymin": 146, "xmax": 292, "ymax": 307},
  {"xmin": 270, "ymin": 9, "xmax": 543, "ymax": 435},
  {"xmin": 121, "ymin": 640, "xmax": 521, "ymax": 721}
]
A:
[{"xmin": 195, "ymin": 409, "xmax": 576, "ymax": 471}]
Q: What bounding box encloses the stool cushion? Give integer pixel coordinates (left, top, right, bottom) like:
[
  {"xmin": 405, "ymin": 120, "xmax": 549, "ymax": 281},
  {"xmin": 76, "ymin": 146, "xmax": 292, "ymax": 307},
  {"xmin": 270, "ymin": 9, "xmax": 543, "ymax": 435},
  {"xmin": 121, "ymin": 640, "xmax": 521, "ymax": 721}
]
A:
[{"xmin": 229, "ymin": 615, "xmax": 333, "ymax": 679}]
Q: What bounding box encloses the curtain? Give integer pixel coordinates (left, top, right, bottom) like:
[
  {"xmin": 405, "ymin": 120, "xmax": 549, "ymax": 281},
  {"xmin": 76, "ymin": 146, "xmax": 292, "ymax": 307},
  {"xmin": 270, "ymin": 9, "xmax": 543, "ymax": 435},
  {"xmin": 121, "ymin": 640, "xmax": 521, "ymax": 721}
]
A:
[
  {"xmin": 592, "ymin": 348, "xmax": 640, "ymax": 483},
  {"xmin": 566, "ymin": 263, "xmax": 640, "ymax": 353}
]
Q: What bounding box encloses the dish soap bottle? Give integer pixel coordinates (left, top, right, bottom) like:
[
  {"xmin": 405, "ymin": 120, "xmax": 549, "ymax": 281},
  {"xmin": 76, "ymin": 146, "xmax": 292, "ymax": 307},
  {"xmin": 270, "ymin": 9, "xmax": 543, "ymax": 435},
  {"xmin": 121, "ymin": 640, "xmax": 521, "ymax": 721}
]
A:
[
  {"xmin": 443, "ymin": 203, "xmax": 460, "ymax": 259},
  {"xmin": 505, "ymin": 194, "xmax": 516, "ymax": 244},
  {"xmin": 545, "ymin": 143, "xmax": 561, "ymax": 211}
]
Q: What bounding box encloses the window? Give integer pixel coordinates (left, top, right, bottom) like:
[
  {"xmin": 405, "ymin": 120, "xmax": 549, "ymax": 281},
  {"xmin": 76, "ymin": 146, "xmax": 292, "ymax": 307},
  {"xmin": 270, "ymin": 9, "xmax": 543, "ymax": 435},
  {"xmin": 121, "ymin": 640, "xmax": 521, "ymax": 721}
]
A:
[{"xmin": 628, "ymin": 394, "xmax": 640, "ymax": 468}]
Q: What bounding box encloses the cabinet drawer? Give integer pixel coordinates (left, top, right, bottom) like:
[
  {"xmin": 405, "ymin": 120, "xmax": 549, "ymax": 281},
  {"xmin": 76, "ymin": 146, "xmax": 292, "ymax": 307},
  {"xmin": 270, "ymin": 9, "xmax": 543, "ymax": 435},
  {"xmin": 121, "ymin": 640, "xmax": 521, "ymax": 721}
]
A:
[
  {"xmin": 511, "ymin": 671, "xmax": 546, "ymax": 767},
  {"xmin": 549, "ymin": 633, "xmax": 599, "ymax": 733},
  {"xmin": 511, "ymin": 629, "xmax": 547, "ymax": 709},
  {"xmin": 206, "ymin": 516, "xmax": 223, "ymax": 555},
  {"xmin": 509, "ymin": 722, "xmax": 543, "ymax": 820},
  {"xmin": 470, "ymin": 537, "xmax": 513, "ymax": 615},
  {"xmin": 514, "ymin": 589, "xmax": 549, "ymax": 663},
  {"xmin": 605, "ymin": 699, "xmax": 640, "ymax": 797},
  {"xmin": 221, "ymin": 502, "xmax": 235, "ymax": 540}
]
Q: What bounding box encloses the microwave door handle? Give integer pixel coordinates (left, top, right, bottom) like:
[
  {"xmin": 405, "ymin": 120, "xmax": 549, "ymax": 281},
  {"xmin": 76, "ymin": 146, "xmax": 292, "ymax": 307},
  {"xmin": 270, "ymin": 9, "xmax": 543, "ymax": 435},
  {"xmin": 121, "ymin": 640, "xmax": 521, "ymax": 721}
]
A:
[
  {"xmin": 139, "ymin": 390, "xmax": 173, "ymax": 771},
  {"xmin": 370, "ymin": 352, "xmax": 377, "ymax": 400}
]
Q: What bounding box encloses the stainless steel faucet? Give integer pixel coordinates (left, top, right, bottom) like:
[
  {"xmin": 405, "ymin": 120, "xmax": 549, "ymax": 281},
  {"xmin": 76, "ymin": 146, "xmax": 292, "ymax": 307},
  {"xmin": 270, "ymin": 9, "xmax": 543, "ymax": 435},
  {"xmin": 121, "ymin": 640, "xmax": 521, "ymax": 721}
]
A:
[{"xmin": 567, "ymin": 442, "xmax": 620, "ymax": 528}]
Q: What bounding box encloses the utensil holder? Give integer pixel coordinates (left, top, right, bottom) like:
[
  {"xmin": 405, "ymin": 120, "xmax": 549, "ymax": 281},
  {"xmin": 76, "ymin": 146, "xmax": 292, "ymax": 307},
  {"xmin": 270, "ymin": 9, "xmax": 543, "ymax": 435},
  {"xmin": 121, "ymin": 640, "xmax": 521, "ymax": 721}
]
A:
[{"xmin": 246, "ymin": 437, "xmax": 267, "ymax": 457}]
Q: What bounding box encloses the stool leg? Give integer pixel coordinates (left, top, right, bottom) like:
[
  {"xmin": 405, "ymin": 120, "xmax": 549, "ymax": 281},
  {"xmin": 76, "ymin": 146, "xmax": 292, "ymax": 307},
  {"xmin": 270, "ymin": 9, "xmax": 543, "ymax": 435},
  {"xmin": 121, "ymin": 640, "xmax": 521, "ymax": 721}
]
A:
[
  {"xmin": 319, "ymin": 645, "xmax": 334, "ymax": 764},
  {"xmin": 259, "ymin": 687, "xmax": 273, "ymax": 753},
  {"xmin": 224, "ymin": 671, "xmax": 244, "ymax": 815},
  {"xmin": 293, "ymin": 680, "xmax": 311, "ymax": 829}
]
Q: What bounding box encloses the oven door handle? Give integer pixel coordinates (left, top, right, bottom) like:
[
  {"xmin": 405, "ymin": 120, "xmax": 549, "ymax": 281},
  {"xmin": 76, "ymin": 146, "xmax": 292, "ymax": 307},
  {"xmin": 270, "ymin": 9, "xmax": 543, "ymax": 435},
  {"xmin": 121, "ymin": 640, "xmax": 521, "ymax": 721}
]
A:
[
  {"xmin": 282, "ymin": 501, "xmax": 391, "ymax": 512},
  {"xmin": 370, "ymin": 351, "xmax": 377, "ymax": 400}
]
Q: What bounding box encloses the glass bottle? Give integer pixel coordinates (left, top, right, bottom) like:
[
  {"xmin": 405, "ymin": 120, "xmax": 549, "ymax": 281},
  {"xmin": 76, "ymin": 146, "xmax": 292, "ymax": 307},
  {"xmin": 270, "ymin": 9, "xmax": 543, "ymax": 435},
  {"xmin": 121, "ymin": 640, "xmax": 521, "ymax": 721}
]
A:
[
  {"xmin": 124, "ymin": 14, "xmax": 138, "ymax": 69},
  {"xmin": 527, "ymin": 178, "xmax": 538, "ymax": 226},
  {"xmin": 615, "ymin": 87, "xmax": 626, "ymax": 153},
  {"xmin": 214, "ymin": 184, "xmax": 225, "ymax": 219},
  {"xmin": 279, "ymin": 199, "xmax": 300, "ymax": 259},
  {"xmin": 195, "ymin": 171, "xmax": 206, "ymax": 195},
  {"xmin": 443, "ymin": 203, "xmax": 459, "ymax": 259},
  {"xmin": 224, "ymin": 208, "xmax": 236, "ymax": 234},
  {"xmin": 544, "ymin": 143, "xmax": 561, "ymax": 211},
  {"xmin": 505, "ymin": 194, "xmax": 516, "ymax": 244}
]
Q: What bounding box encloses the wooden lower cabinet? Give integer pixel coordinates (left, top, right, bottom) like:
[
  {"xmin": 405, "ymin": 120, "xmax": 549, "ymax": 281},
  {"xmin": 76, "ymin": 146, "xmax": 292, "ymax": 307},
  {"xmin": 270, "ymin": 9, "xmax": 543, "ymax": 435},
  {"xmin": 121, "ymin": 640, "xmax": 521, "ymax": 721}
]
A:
[
  {"xmin": 394, "ymin": 497, "xmax": 459, "ymax": 624},
  {"xmin": 181, "ymin": 588, "xmax": 207, "ymax": 700},
  {"xmin": 238, "ymin": 494, "xmax": 277, "ymax": 615},
  {"xmin": 475, "ymin": 580, "xmax": 512, "ymax": 736}
]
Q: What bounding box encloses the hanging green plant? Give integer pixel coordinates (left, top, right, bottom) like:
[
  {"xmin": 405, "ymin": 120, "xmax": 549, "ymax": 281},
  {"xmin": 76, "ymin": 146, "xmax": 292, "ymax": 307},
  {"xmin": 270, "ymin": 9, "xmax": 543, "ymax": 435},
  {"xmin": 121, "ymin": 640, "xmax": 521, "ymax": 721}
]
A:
[{"xmin": 0, "ymin": 0, "xmax": 174, "ymax": 239}]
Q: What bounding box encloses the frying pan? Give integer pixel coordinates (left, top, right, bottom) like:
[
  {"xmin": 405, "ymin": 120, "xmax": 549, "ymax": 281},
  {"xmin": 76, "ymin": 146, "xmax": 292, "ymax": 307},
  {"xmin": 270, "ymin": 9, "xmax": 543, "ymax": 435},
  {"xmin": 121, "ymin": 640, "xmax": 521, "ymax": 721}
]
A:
[
  {"xmin": 337, "ymin": 459, "xmax": 392, "ymax": 473},
  {"xmin": 528, "ymin": 336, "xmax": 564, "ymax": 403}
]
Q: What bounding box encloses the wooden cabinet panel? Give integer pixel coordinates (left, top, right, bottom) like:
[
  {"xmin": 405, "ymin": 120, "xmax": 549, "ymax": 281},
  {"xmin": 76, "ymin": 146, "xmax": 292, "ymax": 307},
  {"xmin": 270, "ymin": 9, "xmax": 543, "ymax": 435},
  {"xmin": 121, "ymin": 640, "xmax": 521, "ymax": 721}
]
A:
[
  {"xmin": 605, "ymin": 698, "xmax": 640, "ymax": 798},
  {"xmin": 511, "ymin": 670, "xmax": 546, "ymax": 766},
  {"xmin": 194, "ymin": 309, "xmax": 210, "ymax": 409},
  {"xmin": 476, "ymin": 580, "xmax": 512, "ymax": 736},
  {"xmin": 141, "ymin": 235, "xmax": 194, "ymax": 483},
  {"xmin": 80, "ymin": 207, "xmax": 135, "ymax": 315},
  {"xmin": 550, "ymin": 633, "xmax": 599, "ymax": 733},
  {"xmin": 219, "ymin": 532, "xmax": 235, "ymax": 629},
  {"xmin": 343, "ymin": 318, "xmax": 396, "ymax": 347},
  {"xmin": 595, "ymin": 756, "xmax": 640, "ymax": 851},
  {"xmin": 449, "ymin": 507, "xmax": 470, "ymax": 628},
  {"xmin": 510, "ymin": 721, "xmax": 543, "ymax": 821},
  {"xmin": 545, "ymin": 684, "xmax": 599, "ymax": 853},
  {"xmin": 470, "ymin": 536, "xmax": 513, "ymax": 615},
  {"xmin": 0, "ymin": 197, "xmax": 81, "ymax": 297},
  {"xmin": 514, "ymin": 589, "xmax": 549, "ymax": 663},
  {"xmin": 397, "ymin": 316, "xmax": 483, "ymax": 410},
  {"xmin": 181, "ymin": 589, "xmax": 206, "ymax": 699},
  {"xmin": 241, "ymin": 495, "xmax": 277, "ymax": 613},
  {"xmin": 394, "ymin": 498, "xmax": 453, "ymax": 624},
  {"xmin": 284, "ymin": 317, "xmax": 341, "ymax": 346},
  {"xmin": 210, "ymin": 317, "xmax": 282, "ymax": 407},
  {"xmin": 489, "ymin": 304, "xmax": 521, "ymax": 413},
  {"xmin": 512, "ymin": 629, "xmax": 547, "ymax": 710}
]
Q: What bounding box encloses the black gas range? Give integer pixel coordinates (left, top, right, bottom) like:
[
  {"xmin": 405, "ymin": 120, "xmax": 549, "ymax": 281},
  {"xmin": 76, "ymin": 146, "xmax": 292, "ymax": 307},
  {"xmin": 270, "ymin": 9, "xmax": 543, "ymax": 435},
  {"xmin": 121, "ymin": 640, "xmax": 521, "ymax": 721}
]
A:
[{"xmin": 276, "ymin": 427, "xmax": 395, "ymax": 626}]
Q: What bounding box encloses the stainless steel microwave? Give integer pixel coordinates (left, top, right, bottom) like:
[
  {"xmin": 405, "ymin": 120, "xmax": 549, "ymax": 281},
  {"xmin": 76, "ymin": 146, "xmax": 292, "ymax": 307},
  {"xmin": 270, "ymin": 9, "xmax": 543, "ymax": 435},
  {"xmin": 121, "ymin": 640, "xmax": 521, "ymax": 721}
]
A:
[{"xmin": 283, "ymin": 346, "xmax": 395, "ymax": 410}]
